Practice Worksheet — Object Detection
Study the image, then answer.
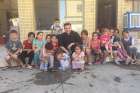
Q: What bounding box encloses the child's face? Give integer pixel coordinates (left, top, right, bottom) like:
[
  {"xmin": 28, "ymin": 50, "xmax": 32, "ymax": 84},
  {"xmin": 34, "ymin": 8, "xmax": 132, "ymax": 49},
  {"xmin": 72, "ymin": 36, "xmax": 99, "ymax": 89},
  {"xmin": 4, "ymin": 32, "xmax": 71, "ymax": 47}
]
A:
[
  {"xmin": 46, "ymin": 36, "xmax": 51, "ymax": 43},
  {"xmin": 51, "ymin": 36, "xmax": 58, "ymax": 43},
  {"xmin": 28, "ymin": 35, "xmax": 34, "ymax": 42},
  {"xmin": 123, "ymin": 32, "xmax": 129, "ymax": 38},
  {"xmin": 81, "ymin": 33, "xmax": 88, "ymax": 39},
  {"xmin": 110, "ymin": 29, "xmax": 114, "ymax": 36},
  {"xmin": 10, "ymin": 33, "xmax": 18, "ymax": 41},
  {"xmin": 37, "ymin": 33, "xmax": 43, "ymax": 40},
  {"xmin": 75, "ymin": 46, "xmax": 81, "ymax": 54},
  {"xmin": 92, "ymin": 34, "xmax": 98, "ymax": 40}
]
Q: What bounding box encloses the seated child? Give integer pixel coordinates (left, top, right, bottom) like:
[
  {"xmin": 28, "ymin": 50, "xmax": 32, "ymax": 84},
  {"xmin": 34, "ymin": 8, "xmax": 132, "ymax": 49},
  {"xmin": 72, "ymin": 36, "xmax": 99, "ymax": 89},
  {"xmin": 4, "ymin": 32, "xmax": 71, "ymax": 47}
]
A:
[
  {"xmin": 90, "ymin": 32, "xmax": 101, "ymax": 64},
  {"xmin": 72, "ymin": 44, "xmax": 85, "ymax": 70},
  {"xmin": 33, "ymin": 32, "xmax": 46, "ymax": 67},
  {"xmin": 46, "ymin": 34, "xmax": 51, "ymax": 43},
  {"xmin": 51, "ymin": 34, "xmax": 59, "ymax": 51},
  {"xmin": 5, "ymin": 30, "xmax": 23, "ymax": 68},
  {"xmin": 55, "ymin": 48, "xmax": 70, "ymax": 71},
  {"xmin": 40, "ymin": 43, "xmax": 54, "ymax": 71},
  {"xmin": 100, "ymin": 28, "xmax": 112, "ymax": 63},
  {"xmin": 19, "ymin": 32, "xmax": 35, "ymax": 69},
  {"xmin": 122, "ymin": 31, "xmax": 137, "ymax": 63}
]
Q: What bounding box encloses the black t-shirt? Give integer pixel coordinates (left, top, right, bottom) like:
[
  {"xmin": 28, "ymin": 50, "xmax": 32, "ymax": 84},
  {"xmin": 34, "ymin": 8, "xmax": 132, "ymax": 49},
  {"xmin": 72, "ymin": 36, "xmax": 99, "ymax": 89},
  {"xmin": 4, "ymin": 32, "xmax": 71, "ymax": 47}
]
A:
[{"xmin": 58, "ymin": 31, "xmax": 82, "ymax": 49}]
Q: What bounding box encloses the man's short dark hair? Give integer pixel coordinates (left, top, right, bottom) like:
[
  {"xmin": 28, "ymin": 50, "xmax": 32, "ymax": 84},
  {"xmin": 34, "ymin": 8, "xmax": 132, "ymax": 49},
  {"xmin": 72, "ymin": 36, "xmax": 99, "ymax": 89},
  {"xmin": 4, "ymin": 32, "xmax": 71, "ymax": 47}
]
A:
[{"xmin": 64, "ymin": 22, "xmax": 71, "ymax": 27}]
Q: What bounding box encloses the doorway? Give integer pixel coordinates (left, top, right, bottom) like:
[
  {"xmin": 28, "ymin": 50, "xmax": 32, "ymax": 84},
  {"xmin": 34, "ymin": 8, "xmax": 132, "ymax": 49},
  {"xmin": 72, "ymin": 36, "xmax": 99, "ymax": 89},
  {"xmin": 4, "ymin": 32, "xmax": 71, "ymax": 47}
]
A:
[{"xmin": 97, "ymin": 0, "xmax": 117, "ymax": 28}]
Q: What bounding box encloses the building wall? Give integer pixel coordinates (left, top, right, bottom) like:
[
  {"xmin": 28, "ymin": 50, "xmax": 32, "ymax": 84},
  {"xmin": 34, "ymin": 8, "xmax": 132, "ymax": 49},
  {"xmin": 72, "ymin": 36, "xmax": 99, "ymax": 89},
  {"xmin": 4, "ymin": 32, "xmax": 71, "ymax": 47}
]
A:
[
  {"xmin": 65, "ymin": 0, "xmax": 83, "ymax": 33},
  {"xmin": 18, "ymin": 0, "xmax": 36, "ymax": 41},
  {"xmin": 84, "ymin": 0, "xmax": 96, "ymax": 36}
]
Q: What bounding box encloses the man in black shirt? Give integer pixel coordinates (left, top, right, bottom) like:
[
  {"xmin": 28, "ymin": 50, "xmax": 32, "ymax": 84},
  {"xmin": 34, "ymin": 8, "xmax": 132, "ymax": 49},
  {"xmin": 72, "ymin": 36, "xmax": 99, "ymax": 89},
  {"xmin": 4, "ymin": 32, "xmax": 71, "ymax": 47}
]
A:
[{"xmin": 58, "ymin": 22, "xmax": 81, "ymax": 53}]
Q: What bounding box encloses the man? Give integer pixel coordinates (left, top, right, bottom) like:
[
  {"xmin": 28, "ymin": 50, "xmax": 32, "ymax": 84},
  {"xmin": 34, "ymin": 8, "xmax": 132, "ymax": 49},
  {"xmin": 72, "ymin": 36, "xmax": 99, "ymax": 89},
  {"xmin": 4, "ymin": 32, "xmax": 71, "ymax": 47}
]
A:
[{"xmin": 58, "ymin": 22, "xmax": 81, "ymax": 53}]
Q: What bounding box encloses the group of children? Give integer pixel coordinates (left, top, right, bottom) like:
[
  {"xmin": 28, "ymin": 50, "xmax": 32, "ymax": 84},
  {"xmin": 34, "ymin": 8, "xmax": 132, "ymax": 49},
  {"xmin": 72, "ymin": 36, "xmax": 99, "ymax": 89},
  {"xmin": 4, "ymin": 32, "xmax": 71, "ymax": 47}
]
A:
[{"xmin": 1, "ymin": 27, "xmax": 138, "ymax": 71}]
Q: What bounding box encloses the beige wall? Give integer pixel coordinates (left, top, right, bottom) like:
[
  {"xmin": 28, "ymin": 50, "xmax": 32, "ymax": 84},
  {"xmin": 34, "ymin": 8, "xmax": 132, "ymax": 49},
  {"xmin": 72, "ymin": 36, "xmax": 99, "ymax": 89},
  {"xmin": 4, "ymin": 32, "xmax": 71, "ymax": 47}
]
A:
[
  {"xmin": 18, "ymin": 0, "xmax": 36, "ymax": 41},
  {"xmin": 84, "ymin": 0, "xmax": 96, "ymax": 36}
]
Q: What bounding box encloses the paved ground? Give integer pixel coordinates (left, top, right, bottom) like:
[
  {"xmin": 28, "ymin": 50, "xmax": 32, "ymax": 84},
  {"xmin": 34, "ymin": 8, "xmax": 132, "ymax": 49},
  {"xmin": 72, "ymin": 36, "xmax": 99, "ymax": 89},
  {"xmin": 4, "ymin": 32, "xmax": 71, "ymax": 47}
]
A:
[{"xmin": 0, "ymin": 64, "xmax": 140, "ymax": 93}]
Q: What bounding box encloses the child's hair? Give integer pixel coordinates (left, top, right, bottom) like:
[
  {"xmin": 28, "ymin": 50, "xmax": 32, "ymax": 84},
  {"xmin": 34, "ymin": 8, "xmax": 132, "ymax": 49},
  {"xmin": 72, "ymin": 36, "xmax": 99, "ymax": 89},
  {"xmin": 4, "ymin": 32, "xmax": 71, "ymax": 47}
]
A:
[
  {"xmin": 74, "ymin": 44, "xmax": 83, "ymax": 51},
  {"xmin": 10, "ymin": 30, "xmax": 18, "ymax": 34},
  {"xmin": 36, "ymin": 32, "xmax": 43, "ymax": 39},
  {"xmin": 81, "ymin": 29, "xmax": 88, "ymax": 36},
  {"xmin": 51, "ymin": 34, "xmax": 57, "ymax": 38},
  {"xmin": 55, "ymin": 48, "xmax": 64, "ymax": 55},
  {"xmin": 45, "ymin": 43, "xmax": 53, "ymax": 50},
  {"xmin": 28, "ymin": 32, "xmax": 35, "ymax": 37},
  {"xmin": 115, "ymin": 28, "xmax": 120, "ymax": 34},
  {"xmin": 92, "ymin": 32, "xmax": 98, "ymax": 37},
  {"xmin": 46, "ymin": 34, "xmax": 51, "ymax": 39}
]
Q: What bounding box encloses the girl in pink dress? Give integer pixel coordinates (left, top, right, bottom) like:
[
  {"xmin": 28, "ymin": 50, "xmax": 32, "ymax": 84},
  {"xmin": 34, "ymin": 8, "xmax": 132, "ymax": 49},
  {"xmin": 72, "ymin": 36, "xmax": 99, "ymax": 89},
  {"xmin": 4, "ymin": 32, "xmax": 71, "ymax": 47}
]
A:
[{"xmin": 72, "ymin": 44, "xmax": 85, "ymax": 70}]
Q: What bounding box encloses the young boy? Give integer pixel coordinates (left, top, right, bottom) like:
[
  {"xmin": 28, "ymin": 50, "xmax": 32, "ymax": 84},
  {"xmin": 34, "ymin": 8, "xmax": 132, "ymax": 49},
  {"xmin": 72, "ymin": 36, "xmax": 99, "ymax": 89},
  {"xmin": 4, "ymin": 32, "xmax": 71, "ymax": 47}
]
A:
[
  {"xmin": 5, "ymin": 30, "xmax": 23, "ymax": 68},
  {"xmin": 19, "ymin": 32, "xmax": 35, "ymax": 69}
]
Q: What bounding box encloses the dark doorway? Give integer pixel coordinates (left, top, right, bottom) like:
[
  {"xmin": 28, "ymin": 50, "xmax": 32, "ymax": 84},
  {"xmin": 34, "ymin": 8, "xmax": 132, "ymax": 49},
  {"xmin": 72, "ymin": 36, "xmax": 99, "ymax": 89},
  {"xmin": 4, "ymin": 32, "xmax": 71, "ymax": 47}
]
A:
[
  {"xmin": 34, "ymin": 0, "xmax": 59, "ymax": 30},
  {"xmin": 97, "ymin": 0, "xmax": 117, "ymax": 28}
]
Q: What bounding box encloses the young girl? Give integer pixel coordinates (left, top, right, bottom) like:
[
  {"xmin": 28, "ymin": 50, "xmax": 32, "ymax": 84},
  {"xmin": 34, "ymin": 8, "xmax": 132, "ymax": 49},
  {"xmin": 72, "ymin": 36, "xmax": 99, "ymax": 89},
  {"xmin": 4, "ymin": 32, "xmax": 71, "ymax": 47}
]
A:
[
  {"xmin": 40, "ymin": 43, "xmax": 54, "ymax": 71},
  {"xmin": 81, "ymin": 30, "xmax": 91, "ymax": 64},
  {"xmin": 55, "ymin": 48, "xmax": 70, "ymax": 71},
  {"xmin": 90, "ymin": 32, "xmax": 101, "ymax": 64},
  {"xmin": 33, "ymin": 32, "xmax": 46, "ymax": 67},
  {"xmin": 51, "ymin": 35, "xmax": 59, "ymax": 51},
  {"xmin": 46, "ymin": 34, "xmax": 51, "ymax": 43},
  {"xmin": 100, "ymin": 28, "xmax": 112, "ymax": 63},
  {"xmin": 72, "ymin": 44, "xmax": 85, "ymax": 70}
]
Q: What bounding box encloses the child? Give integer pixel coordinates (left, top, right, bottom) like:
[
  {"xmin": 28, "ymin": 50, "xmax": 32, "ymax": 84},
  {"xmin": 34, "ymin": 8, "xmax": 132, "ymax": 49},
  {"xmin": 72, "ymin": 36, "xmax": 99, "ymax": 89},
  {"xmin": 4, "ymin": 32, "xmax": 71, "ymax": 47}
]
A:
[
  {"xmin": 100, "ymin": 28, "xmax": 112, "ymax": 63},
  {"xmin": 50, "ymin": 18, "xmax": 63, "ymax": 35},
  {"xmin": 81, "ymin": 30, "xmax": 91, "ymax": 64},
  {"xmin": 19, "ymin": 32, "xmax": 35, "ymax": 69},
  {"xmin": 46, "ymin": 34, "xmax": 51, "ymax": 43},
  {"xmin": 121, "ymin": 31, "xmax": 137, "ymax": 64},
  {"xmin": 72, "ymin": 44, "xmax": 85, "ymax": 70},
  {"xmin": 51, "ymin": 34, "xmax": 59, "ymax": 51},
  {"xmin": 33, "ymin": 32, "xmax": 46, "ymax": 67},
  {"xmin": 90, "ymin": 32, "xmax": 101, "ymax": 64},
  {"xmin": 40, "ymin": 43, "xmax": 54, "ymax": 71},
  {"xmin": 5, "ymin": 30, "xmax": 23, "ymax": 68},
  {"xmin": 0, "ymin": 37, "xmax": 8, "ymax": 67},
  {"xmin": 55, "ymin": 48, "xmax": 70, "ymax": 71},
  {"xmin": 81, "ymin": 29, "xmax": 90, "ymax": 51}
]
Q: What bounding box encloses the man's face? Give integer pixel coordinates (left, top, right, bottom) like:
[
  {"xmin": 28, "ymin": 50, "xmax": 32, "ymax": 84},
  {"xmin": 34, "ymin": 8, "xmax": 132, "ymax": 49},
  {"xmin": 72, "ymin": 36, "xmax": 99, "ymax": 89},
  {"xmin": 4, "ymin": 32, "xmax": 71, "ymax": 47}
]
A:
[{"xmin": 64, "ymin": 25, "xmax": 72, "ymax": 34}]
